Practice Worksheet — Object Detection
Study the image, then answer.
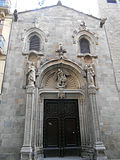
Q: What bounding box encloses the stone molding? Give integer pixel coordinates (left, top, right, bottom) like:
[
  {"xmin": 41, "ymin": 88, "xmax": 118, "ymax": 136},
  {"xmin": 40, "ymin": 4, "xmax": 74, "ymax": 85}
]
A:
[
  {"xmin": 22, "ymin": 50, "xmax": 44, "ymax": 57},
  {"xmin": 72, "ymin": 29, "xmax": 98, "ymax": 56},
  {"xmin": 21, "ymin": 86, "xmax": 35, "ymax": 160},
  {"xmin": 88, "ymin": 86, "xmax": 108, "ymax": 159},
  {"xmin": 22, "ymin": 27, "xmax": 49, "ymax": 54},
  {"xmin": 77, "ymin": 53, "xmax": 98, "ymax": 59},
  {"xmin": 39, "ymin": 89, "xmax": 86, "ymax": 97}
]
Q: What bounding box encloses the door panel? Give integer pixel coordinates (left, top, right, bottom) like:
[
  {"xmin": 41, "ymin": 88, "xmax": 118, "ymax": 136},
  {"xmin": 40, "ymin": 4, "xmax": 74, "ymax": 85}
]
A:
[
  {"xmin": 64, "ymin": 118, "xmax": 77, "ymax": 147},
  {"xmin": 46, "ymin": 118, "xmax": 59, "ymax": 147},
  {"xmin": 43, "ymin": 99, "xmax": 81, "ymax": 157}
]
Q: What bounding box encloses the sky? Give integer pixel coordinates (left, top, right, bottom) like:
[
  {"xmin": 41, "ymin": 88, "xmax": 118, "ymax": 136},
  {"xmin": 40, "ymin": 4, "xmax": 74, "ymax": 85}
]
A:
[{"xmin": 10, "ymin": 0, "xmax": 99, "ymax": 17}]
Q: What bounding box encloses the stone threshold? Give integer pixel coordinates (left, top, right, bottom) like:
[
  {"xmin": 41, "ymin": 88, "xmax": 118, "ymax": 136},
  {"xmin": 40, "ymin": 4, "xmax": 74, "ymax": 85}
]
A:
[{"xmin": 38, "ymin": 157, "xmax": 90, "ymax": 160}]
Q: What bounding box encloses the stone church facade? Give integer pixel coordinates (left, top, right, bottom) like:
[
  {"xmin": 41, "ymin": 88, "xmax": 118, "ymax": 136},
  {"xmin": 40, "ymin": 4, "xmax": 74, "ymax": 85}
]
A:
[{"xmin": 0, "ymin": 0, "xmax": 120, "ymax": 160}]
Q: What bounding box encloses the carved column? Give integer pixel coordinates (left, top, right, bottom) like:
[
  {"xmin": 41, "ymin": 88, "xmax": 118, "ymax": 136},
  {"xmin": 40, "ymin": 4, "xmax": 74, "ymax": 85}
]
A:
[
  {"xmin": 88, "ymin": 86, "xmax": 107, "ymax": 160},
  {"xmin": 21, "ymin": 86, "xmax": 35, "ymax": 160}
]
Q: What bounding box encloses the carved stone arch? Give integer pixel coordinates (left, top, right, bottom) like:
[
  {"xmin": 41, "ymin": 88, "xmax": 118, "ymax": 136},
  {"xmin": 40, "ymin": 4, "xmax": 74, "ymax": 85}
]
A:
[
  {"xmin": 22, "ymin": 27, "xmax": 49, "ymax": 54},
  {"xmin": 73, "ymin": 30, "xmax": 98, "ymax": 55},
  {"xmin": 38, "ymin": 59, "xmax": 87, "ymax": 91}
]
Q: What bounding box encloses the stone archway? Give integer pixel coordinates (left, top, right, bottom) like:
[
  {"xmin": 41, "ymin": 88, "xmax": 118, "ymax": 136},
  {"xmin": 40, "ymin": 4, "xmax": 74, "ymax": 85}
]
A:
[
  {"xmin": 33, "ymin": 59, "xmax": 95, "ymax": 159},
  {"xmin": 20, "ymin": 58, "xmax": 107, "ymax": 160}
]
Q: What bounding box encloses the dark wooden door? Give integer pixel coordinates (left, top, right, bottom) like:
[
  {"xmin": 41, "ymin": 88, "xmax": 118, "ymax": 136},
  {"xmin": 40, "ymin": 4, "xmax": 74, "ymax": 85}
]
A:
[{"xmin": 43, "ymin": 99, "xmax": 81, "ymax": 157}]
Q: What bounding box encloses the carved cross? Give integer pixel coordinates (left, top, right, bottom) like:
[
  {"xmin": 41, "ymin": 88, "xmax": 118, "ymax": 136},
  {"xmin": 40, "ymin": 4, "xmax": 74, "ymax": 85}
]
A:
[{"xmin": 56, "ymin": 43, "xmax": 67, "ymax": 58}]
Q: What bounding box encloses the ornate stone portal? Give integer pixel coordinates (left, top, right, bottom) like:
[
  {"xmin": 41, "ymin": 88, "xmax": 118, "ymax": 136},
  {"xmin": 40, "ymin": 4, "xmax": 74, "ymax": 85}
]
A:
[{"xmin": 21, "ymin": 57, "xmax": 107, "ymax": 160}]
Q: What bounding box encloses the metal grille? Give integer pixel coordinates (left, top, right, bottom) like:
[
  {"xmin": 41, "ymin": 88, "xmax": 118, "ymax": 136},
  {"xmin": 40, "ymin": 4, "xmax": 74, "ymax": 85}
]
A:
[
  {"xmin": 80, "ymin": 38, "xmax": 90, "ymax": 53},
  {"xmin": 29, "ymin": 35, "xmax": 40, "ymax": 52}
]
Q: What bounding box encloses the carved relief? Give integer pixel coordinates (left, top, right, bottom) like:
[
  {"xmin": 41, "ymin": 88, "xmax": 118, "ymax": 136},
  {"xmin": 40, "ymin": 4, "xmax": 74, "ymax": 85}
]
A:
[
  {"xmin": 73, "ymin": 21, "xmax": 88, "ymax": 36},
  {"xmin": 58, "ymin": 91, "xmax": 65, "ymax": 99},
  {"xmin": 79, "ymin": 21, "xmax": 87, "ymax": 30},
  {"xmin": 40, "ymin": 67, "xmax": 83, "ymax": 90},
  {"xmin": 54, "ymin": 69, "xmax": 68, "ymax": 89},
  {"xmin": 38, "ymin": 59, "xmax": 87, "ymax": 90}
]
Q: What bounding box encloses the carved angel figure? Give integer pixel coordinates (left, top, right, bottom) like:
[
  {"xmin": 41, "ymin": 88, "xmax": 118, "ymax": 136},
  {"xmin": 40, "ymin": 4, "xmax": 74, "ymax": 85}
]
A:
[
  {"xmin": 54, "ymin": 69, "xmax": 70, "ymax": 89},
  {"xmin": 27, "ymin": 61, "xmax": 36, "ymax": 86}
]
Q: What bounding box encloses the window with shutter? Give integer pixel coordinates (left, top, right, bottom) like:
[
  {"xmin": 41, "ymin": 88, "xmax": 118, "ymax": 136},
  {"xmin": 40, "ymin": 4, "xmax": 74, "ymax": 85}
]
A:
[
  {"xmin": 29, "ymin": 35, "xmax": 40, "ymax": 52},
  {"xmin": 80, "ymin": 38, "xmax": 90, "ymax": 53}
]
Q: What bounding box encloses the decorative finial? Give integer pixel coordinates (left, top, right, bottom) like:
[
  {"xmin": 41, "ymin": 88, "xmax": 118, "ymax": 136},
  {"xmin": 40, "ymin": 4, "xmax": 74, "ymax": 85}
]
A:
[{"xmin": 57, "ymin": 0, "xmax": 62, "ymax": 6}]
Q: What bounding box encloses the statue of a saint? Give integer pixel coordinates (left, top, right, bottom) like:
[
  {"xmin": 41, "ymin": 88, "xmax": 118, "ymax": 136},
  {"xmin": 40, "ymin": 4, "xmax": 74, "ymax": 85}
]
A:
[
  {"xmin": 54, "ymin": 69, "xmax": 67, "ymax": 88},
  {"xmin": 86, "ymin": 64, "xmax": 96, "ymax": 88},
  {"xmin": 27, "ymin": 61, "xmax": 36, "ymax": 87}
]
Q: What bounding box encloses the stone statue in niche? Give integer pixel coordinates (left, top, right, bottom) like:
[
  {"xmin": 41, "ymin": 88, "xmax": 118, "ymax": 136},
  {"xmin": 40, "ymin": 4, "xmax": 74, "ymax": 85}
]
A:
[
  {"xmin": 26, "ymin": 61, "xmax": 36, "ymax": 87},
  {"xmin": 85, "ymin": 64, "xmax": 96, "ymax": 88},
  {"xmin": 54, "ymin": 69, "xmax": 70, "ymax": 89}
]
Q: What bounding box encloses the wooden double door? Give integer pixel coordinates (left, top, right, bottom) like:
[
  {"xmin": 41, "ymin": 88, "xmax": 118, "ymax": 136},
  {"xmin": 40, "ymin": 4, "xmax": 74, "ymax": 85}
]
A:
[{"xmin": 43, "ymin": 99, "xmax": 81, "ymax": 157}]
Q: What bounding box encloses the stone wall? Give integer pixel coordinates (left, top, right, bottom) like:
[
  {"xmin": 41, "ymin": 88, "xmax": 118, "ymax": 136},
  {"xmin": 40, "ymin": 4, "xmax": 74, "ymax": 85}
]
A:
[{"xmin": 97, "ymin": 0, "xmax": 120, "ymax": 158}]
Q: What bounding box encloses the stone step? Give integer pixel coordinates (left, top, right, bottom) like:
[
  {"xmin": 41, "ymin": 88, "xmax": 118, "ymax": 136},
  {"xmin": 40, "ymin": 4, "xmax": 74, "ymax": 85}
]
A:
[{"xmin": 37, "ymin": 157, "xmax": 90, "ymax": 160}]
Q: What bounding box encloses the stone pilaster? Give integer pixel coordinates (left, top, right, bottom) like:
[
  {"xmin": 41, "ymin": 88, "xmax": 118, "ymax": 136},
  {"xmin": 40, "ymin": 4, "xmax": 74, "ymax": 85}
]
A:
[
  {"xmin": 88, "ymin": 86, "xmax": 107, "ymax": 160},
  {"xmin": 21, "ymin": 86, "xmax": 35, "ymax": 160}
]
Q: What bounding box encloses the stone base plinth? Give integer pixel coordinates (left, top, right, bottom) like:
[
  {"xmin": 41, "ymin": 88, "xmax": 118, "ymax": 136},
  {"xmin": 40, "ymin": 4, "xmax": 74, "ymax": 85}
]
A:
[
  {"xmin": 94, "ymin": 142, "xmax": 108, "ymax": 160},
  {"xmin": 34, "ymin": 147, "xmax": 44, "ymax": 160},
  {"xmin": 21, "ymin": 146, "xmax": 33, "ymax": 160}
]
